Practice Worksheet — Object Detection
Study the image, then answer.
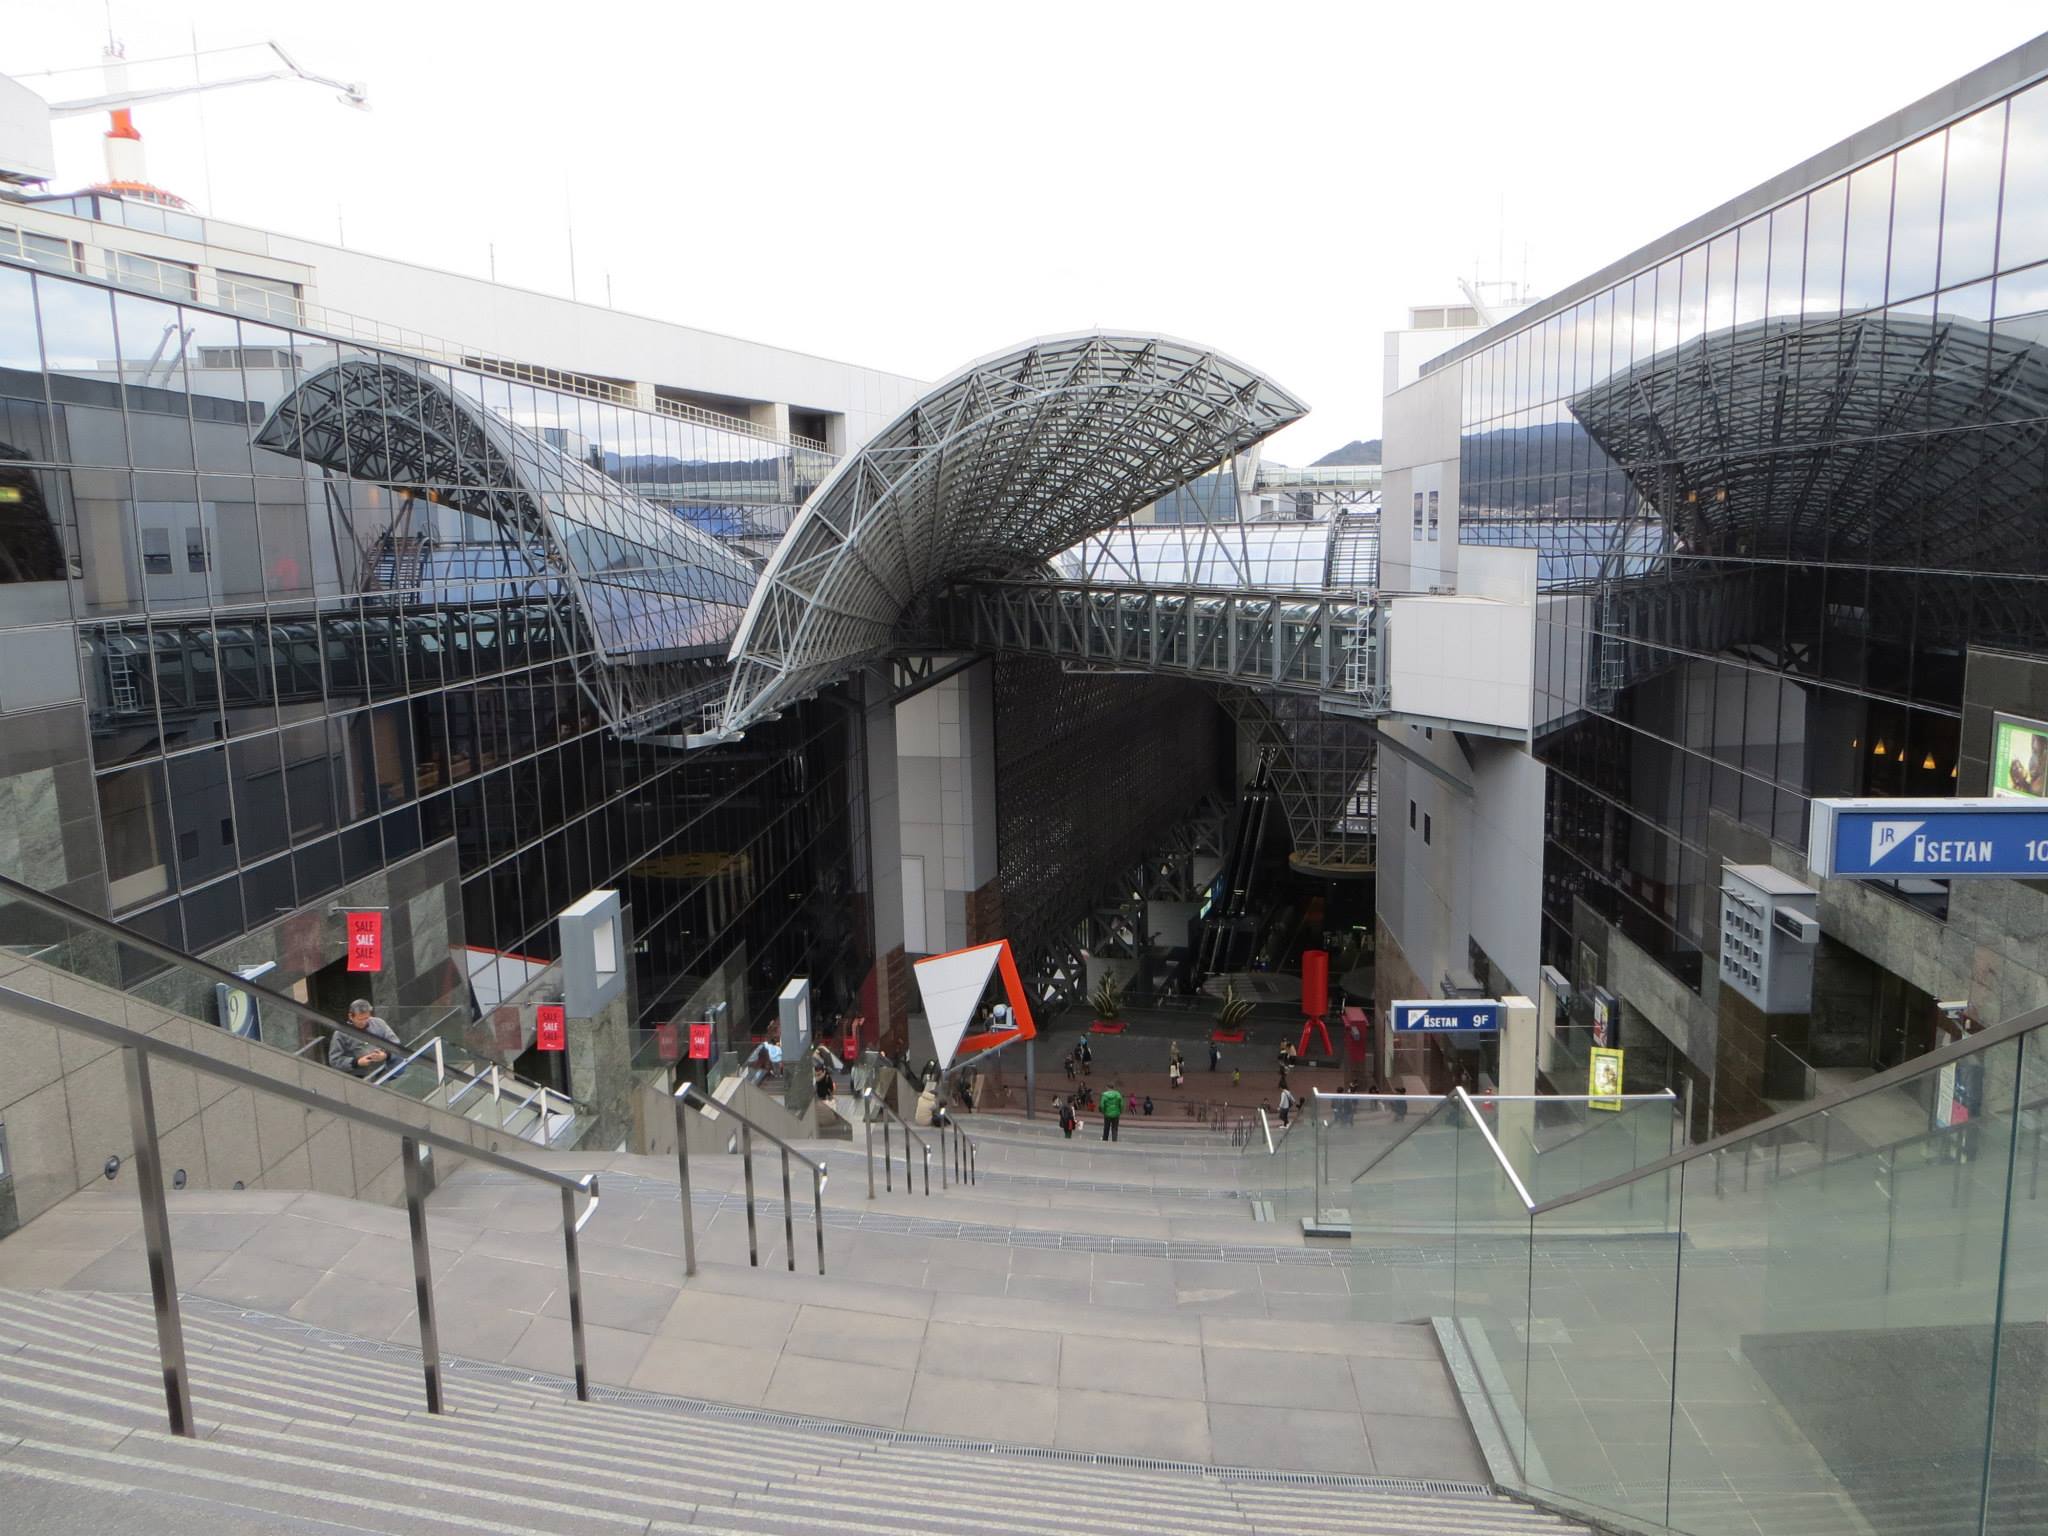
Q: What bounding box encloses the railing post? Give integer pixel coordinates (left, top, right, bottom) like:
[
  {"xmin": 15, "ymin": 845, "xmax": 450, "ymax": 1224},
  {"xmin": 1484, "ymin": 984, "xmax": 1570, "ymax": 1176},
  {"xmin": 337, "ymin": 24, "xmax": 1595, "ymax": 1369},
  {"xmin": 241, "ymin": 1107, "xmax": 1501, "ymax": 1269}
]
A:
[
  {"xmin": 920, "ymin": 1144, "xmax": 929, "ymax": 1197},
  {"xmin": 865, "ymin": 1102, "xmax": 876, "ymax": 1200},
  {"xmin": 399, "ymin": 1135, "xmax": 443, "ymax": 1414},
  {"xmin": 938, "ymin": 1121, "xmax": 949, "ymax": 1189},
  {"xmin": 883, "ymin": 1117, "xmax": 894, "ymax": 1193},
  {"xmin": 813, "ymin": 1166, "xmax": 827, "ymax": 1275},
  {"xmin": 1314, "ymin": 1099, "xmax": 1326, "ymax": 1216},
  {"xmin": 1820, "ymin": 1111, "xmax": 1831, "ymax": 1190},
  {"xmin": 740, "ymin": 1124, "xmax": 759, "ymax": 1268},
  {"xmin": 969, "ymin": 1142, "xmax": 976, "ymax": 1186},
  {"xmin": 673, "ymin": 1093, "xmax": 698, "ymax": 1278},
  {"xmin": 559, "ymin": 1177, "xmax": 592, "ymax": 1401},
  {"xmin": 780, "ymin": 1149, "xmax": 796, "ymax": 1273},
  {"xmin": 123, "ymin": 1046, "xmax": 194, "ymax": 1437}
]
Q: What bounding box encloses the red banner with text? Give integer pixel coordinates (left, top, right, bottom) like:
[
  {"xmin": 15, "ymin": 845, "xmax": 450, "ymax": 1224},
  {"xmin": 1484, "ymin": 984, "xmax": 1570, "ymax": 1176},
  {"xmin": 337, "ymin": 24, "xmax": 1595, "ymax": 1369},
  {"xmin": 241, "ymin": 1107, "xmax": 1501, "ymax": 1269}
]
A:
[
  {"xmin": 345, "ymin": 912, "xmax": 383, "ymax": 973},
  {"xmin": 535, "ymin": 1004, "xmax": 565, "ymax": 1052}
]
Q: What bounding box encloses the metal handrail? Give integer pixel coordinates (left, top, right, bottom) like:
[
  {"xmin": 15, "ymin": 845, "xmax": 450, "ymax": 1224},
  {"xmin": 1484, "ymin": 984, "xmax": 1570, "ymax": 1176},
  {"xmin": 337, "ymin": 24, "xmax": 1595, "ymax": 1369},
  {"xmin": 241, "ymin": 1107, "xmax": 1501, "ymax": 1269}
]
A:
[
  {"xmin": 672, "ymin": 1082, "xmax": 826, "ymax": 1279},
  {"xmin": 369, "ymin": 1034, "xmax": 445, "ymax": 1088},
  {"xmin": 0, "ymin": 982, "xmax": 599, "ymax": 1437},
  {"xmin": 1454, "ymin": 1087, "xmax": 1538, "ymax": 1209},
  {"xmin": 1346, "ymin": 1094, "xmax": 1456, "ymax": 1185},
  {"xmin": 442, "ymin": 1064, "xmax": 501, "ymax": 1112},
  {"xmin": 931, "ymin": 1112, "xmax": 978, "ymax": 1189},
  {"xmin": 1258, "ymin": 1108, "xmax": 1275, "ymax": 1155},
  {"xmin": 861, "ymin": 1087, "xmax": 931, "ymax": 1199}
]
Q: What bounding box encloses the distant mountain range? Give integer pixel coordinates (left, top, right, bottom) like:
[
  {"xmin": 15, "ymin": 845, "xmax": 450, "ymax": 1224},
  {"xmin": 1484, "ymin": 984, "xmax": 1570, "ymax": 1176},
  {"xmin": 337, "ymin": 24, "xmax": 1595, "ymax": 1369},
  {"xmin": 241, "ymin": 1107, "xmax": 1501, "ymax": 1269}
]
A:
[{"xmin": 1311, "ymin": 439, "xmax": 1381, "ymax": 466}]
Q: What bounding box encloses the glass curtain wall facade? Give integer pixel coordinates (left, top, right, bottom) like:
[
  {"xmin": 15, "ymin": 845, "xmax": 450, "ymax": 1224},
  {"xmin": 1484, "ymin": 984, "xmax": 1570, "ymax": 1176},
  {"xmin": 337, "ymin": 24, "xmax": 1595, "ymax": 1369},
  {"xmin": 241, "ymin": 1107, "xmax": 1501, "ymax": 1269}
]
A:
[
  {"xmin": 1451, "ymin": 76, "xmax": 2048, "ymax": 1104},
  {"xmin": 0, "ymin": 259, "xmax": 864, "ymax": 1040}
]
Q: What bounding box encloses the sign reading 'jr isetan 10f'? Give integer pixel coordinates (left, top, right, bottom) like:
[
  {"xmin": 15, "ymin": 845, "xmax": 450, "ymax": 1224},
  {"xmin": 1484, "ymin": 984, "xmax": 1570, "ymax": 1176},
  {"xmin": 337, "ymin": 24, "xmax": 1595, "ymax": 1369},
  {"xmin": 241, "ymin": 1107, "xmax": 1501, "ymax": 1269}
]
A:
[{"xmin": 1808, "ymin": 798, "xmax": 2048, "ymax": 879}]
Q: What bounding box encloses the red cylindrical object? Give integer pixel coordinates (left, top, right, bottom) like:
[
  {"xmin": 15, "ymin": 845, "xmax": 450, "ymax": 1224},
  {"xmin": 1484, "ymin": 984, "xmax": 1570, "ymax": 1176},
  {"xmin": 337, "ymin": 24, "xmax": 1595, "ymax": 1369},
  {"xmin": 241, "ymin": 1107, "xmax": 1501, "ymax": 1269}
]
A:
[{"xmin": 1301, "ymin": 949, "xmax": 1329, "ymax": 1019}]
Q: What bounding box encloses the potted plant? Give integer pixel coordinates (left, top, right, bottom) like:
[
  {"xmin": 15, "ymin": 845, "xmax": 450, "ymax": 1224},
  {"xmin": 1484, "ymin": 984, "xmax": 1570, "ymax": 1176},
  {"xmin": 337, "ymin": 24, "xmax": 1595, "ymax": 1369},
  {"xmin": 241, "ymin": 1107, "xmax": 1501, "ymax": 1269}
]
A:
[
  {"xmin": 1211, "ymin": 980, "xmax": 1253, "ymax": 1045},
  {"xmin": 1089, "ymin": 973, "xmax": 1127, "ymax": 1035}
]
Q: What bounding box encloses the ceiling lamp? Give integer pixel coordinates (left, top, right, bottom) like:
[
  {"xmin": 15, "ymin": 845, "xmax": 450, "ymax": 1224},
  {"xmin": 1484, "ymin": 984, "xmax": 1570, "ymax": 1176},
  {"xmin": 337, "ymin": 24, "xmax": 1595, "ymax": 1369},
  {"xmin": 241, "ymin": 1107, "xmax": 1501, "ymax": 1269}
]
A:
[
  {"xmin": 1923, "ymin": 751, "xmax": 1937, "ymax": 771},
  {"xmin": 1872, "ymin": 738, "xmax": 1887, "ymax": 756}
]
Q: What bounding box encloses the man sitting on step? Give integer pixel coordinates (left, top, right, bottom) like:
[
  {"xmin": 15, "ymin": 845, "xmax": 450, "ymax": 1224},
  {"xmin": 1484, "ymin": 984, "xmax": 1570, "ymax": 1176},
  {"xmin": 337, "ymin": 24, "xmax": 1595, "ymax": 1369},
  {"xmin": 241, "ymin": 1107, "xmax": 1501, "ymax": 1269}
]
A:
[{"xmin": 327, "ymin": 999, "xmax": 399, "ymax": 1078}]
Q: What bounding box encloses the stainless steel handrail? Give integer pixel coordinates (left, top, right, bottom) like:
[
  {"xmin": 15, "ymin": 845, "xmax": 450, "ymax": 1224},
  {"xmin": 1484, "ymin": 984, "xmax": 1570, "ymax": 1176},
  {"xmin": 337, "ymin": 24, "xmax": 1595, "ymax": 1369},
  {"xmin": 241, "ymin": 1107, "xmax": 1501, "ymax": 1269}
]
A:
[
  {"xmin": 861, "ymin": 1087, "xmax": 931, "ymax": 1198},
  {"xmin": 671, "ymin": 1082, "xmax": 826, "ymax": 1278},
  {"xmin": 369, "ymin": 1033, "xmax": 445, "ymax": 1088},
  {"xmin": 0, "ymin": 982, "xmax": 598, "ymax": 1436},
  {"xmin": 442, "ymin": 1064, "xmax": 500, "ymax": 1112},
  {"xmin": 1258, "ymin": 1108, "xmax": 1275, "ymax": 1155},
  {"xmin": 929, "ymin": 1112, "xmax": 979, "ymax": 1189},
  {"xmin": 1455, "ymin": 1087, "xmax": 1538, "ymax": 1209}
]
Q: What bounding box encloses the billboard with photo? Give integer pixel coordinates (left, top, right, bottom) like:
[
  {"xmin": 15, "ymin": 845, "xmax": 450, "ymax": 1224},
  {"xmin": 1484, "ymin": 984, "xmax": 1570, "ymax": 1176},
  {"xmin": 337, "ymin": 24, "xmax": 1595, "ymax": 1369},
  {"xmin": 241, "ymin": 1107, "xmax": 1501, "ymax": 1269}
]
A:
[{"xmin": 1992, "ymin": 713, "xmax": 2048, "ymax": 800}]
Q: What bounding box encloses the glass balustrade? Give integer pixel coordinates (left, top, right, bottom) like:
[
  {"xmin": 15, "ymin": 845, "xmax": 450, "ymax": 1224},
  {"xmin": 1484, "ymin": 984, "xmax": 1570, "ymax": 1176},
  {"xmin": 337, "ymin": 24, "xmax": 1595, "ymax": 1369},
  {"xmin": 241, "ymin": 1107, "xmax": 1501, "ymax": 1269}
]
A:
[{"xmin": 1341, "ymin": 1007, "xmax": 2048, "ymax": 1536}]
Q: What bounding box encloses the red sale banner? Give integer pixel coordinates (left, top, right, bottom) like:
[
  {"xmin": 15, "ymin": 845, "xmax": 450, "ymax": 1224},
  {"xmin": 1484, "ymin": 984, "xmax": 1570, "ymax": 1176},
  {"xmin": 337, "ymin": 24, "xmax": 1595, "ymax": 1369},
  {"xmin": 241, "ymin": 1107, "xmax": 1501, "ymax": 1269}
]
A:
[
  {"xmin": 655, "ymin": 1022, "xmax": 680, "ymax": 1062},
  {"xmin": 345, "ymin": 912, "xmax": 383, "ymax": 973},
  {"xmin": 687, "ymin": 1021, "xmax": 713, "ymax": 1061},
  {"xmin": 536, "ymin": 1004, "xmax": 565, "ymax": 1052}
]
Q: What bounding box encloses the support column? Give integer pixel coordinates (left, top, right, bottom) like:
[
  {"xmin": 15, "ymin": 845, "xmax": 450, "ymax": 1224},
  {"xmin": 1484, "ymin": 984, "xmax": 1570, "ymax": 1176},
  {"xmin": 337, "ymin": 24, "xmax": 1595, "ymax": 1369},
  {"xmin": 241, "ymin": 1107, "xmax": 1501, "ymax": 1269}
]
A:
[
  {"xmin": 1497, "ymin": 994, "xmax": 1539, "ymax": 1177},
  {"xmin": 862, "ymin": 674, "xmax": 909, "ymax": 1053}
]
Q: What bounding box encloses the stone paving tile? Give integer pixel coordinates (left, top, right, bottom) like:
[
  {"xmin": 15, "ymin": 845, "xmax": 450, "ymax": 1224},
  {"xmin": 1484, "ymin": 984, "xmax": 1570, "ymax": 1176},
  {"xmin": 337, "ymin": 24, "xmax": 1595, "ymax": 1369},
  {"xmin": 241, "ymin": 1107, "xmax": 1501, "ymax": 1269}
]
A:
[
  {"xmin": 1204, "ymin": 1345, "xmax": 1358, "ymax": 1411},
  {"xmin": 628, "ymin": 1334, "xmax": 778, "ymax": 1405},
  {"xmin": 783, "ymin": 1303, "xmax": 924, "ymax": 1368},
  {"xmin": 761, "ymin": 1352, "xmax": 913, "ymax": 1426},
  {"xmin": 1208, "ymin": 1402, "xmax": 1376, "ymax": 1474},
  {"xmin": 905, "ymin": 1372, "xmax": 1059, "ymax": 1444},
  {"xmin": 1058, "ymin": 1334, "xmax": 1205, "ymax": 1401},
  {"xmin": 919, "ymin": 1320, "xmax": 1059, "ymax": 1387},
  {"xmin": 1361, "ymin": 1409, "xmax": 1487, "ymax": 1481},
  {"xmin": 1054, "ymin": 1386, "xmax": 1210, "ymax": 1462}
]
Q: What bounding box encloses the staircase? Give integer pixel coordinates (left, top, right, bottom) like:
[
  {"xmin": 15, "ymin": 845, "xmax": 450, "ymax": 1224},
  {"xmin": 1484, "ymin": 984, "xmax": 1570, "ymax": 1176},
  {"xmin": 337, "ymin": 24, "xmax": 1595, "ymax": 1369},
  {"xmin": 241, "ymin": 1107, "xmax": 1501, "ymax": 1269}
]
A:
[{"xmin": 0, "ymin": 1104, "xmax": 1593, "ymax": 1536}]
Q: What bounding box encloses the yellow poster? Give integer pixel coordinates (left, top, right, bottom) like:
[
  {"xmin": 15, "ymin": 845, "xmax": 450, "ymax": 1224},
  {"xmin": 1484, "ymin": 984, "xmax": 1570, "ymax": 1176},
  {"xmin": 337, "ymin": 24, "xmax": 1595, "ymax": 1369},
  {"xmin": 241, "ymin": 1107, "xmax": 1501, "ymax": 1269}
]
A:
[{"xmin": 1589, "ymin": 1046, "xmax": 1624, "ymax": 1110}]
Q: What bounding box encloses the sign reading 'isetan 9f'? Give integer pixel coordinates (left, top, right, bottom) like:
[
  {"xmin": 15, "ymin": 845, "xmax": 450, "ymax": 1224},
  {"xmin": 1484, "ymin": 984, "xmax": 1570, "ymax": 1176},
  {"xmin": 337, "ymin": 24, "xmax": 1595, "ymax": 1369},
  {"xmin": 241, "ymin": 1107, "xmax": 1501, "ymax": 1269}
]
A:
[{"xmin": 1808, "ymin": 799, "xmax": 2048, "ymax": 879}]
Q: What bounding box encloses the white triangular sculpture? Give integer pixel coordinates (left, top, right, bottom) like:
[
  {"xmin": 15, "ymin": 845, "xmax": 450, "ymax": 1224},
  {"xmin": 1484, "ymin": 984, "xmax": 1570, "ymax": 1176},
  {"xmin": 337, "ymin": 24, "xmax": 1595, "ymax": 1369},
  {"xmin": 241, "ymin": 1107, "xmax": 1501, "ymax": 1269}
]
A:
[{"xmin": 913, "ymin": 942, "xmax": 1003, "ymax": 1071}]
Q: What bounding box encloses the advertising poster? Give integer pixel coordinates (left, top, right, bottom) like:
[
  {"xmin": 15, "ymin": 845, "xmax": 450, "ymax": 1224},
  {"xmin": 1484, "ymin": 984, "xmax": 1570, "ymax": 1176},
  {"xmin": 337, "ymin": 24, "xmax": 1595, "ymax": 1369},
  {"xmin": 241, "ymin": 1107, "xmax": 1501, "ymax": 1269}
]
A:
[
  {"xmin": 1589, "ymin": 1046, "xmax": 1625, "ymax": 1110},
  {"xmin": 1991, "ymin": 714, "xmax": 2048, "ymax": 800}
]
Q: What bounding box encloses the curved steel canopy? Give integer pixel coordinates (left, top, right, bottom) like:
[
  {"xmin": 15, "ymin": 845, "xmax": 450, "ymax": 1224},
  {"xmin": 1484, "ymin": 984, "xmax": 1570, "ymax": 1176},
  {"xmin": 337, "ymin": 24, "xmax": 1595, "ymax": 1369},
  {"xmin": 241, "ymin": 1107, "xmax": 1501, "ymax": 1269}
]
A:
[{"xmin": 718, "ymin": 332, "xmax": 1308, "ymax": 736}]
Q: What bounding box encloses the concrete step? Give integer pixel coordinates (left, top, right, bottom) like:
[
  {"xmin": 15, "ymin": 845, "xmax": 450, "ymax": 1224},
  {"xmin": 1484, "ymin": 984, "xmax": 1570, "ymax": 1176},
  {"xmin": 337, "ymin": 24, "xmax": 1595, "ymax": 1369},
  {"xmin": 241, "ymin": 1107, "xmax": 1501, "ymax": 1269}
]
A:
[{"xmin": 0, "ymin": 1288, "xmax": 1589, "ymax": 1534}]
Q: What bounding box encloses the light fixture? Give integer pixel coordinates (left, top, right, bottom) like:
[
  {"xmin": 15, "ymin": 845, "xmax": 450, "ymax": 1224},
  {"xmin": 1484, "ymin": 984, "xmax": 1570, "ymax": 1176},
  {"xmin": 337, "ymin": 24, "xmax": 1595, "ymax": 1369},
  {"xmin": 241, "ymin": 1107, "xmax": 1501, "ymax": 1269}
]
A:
[
  {"xmin": 1872, "ymin": 738, "xmax": 1887, "ymax": 757},
  {"xmin": 1922, "ymin": 752, "xmax": 1937, "ymax": 771},
  {"xmin": 1952, "ymin": 763, "xmax": 1959, "ymax": 780},
  {"xmin": 1851, "ymin": 738, "xmax": 1860, "ymax": 751},
  {"xmin": 1897, "ymin": 745, "xmax": 1907, "ymax": 762}
]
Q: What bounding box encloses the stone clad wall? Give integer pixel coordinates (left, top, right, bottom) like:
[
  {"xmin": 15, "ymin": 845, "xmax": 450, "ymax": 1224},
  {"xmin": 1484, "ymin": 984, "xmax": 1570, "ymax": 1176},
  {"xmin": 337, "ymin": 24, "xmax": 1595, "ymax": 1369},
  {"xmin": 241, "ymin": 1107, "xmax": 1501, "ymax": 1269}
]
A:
[{"xmin": 0, "ymin": 954, "xmax": 515, "ymax": 1239}]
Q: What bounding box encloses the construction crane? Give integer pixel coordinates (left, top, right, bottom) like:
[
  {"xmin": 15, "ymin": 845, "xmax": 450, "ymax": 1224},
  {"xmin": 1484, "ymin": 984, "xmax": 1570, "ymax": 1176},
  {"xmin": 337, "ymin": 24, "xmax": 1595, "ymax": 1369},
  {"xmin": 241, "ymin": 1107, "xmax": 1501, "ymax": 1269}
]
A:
[{"xmin": 10, "ymin": 40, "xmax": 366, "ymax": 200}]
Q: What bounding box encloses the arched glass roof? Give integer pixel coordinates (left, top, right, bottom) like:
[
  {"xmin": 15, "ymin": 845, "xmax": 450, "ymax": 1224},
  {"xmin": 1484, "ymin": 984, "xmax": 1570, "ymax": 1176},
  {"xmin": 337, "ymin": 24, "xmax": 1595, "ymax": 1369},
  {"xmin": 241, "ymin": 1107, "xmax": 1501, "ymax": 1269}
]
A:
[
  {"xmin": 719, "ymin": 333, "xmax": 1307, "ymax": 736},
  {"xmin": 257, "ymin": 359, "xmax": 759, "ymax": 662}
]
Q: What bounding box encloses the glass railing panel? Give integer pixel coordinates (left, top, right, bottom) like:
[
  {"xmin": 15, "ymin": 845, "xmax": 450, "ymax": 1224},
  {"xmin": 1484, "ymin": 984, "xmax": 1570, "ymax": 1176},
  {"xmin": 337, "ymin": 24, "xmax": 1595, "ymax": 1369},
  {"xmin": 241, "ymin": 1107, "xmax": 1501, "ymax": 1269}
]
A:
[
  {"xmin": 1668, "ymin": 1034, "xmax": 2022, "ymax": 1536},
  {"xmin": 1450, "ymin": 1101, "xmax": 1535, "ymax": 1464},
  {"xmin": 1521, "ymin": 1167, "xmax": 1679, "ymax": 1528},
  {"xmin": 1350, "ymin": 1098, "xmax": 1462, "ymax": 1323},
  {"xmin": 1518, "ymin": 1094, "xmax": 1680, "ymax": 1208},
  {"xmin": 1986, "ymin": 1032, "xmax": 2048, "ymax": 1534},
  {"xmin": 1311, "ymin": 1095, "xmax": 1444, "ymax": 1225}
]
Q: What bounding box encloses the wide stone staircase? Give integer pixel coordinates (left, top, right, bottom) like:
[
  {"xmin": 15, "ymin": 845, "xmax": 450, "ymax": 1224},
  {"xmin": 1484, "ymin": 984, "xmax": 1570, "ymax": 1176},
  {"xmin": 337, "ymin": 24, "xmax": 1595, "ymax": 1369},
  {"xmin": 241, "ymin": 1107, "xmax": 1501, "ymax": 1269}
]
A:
[{"xmin": 0, "ymin": 1104, "xmax": 1593, "ymax": 1535}]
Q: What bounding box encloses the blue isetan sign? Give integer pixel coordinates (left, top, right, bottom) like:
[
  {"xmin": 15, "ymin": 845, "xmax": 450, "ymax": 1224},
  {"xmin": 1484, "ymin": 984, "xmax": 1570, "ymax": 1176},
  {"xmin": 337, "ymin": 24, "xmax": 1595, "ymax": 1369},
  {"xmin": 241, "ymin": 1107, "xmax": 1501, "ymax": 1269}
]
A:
[
  {"xmin": 1390, "ymin": 998, "xmax": 1501, "ymax": 1033},
  {"xmin": 1808, "ymin": 798, "xmax": 2048, "ymax": 879}
]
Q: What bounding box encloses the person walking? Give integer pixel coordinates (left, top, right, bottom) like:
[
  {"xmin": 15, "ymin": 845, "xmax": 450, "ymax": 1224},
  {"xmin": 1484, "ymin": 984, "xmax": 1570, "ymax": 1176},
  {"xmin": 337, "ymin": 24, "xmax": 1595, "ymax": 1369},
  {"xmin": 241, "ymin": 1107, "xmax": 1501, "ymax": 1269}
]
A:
[
  {"xmin": 1277, "ymin": 1083, "xmax": 1296, "ymax": 1128},
  {"xmin": 1099, "ymin": 1083, "xmax": 1125, "ymax": 1142},
  {"xmin": 1057, "ymin": 1096, "xmax": 1075, "ymax": 1138},
  {"xmin": 1391, "ymin": 1085, "xmax": 1408, "ymax": 1122},
  {"xmin": 1208, "ymin": 1040, "xmax": 1222, "ymax": 1073}
]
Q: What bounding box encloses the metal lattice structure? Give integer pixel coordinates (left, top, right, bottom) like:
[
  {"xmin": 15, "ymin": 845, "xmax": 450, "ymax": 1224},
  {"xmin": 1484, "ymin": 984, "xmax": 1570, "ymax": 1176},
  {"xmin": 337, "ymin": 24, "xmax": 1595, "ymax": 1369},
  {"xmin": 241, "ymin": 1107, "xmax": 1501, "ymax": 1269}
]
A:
[
  {"xmin": 258, "ymin": 360, "xmax": 758, "ymax": 735},
  {"xmin": 1568, "ymin": 310, "xmax": 2048, "ymax": 565},
  {"xmin": 719, "ymin": 334, "xmax": 1307, "ymax": 737},
  {"xmin": 1219, "ymin": 690, "xmax": 1378, "ymax": 874},
  {"xmin": 936, "ymin": 579, "xmax": 1386, "ymax": 709},
  {"xmin": 991, "ymin": 657, "xmax": 1226, "ymax": 1005}
]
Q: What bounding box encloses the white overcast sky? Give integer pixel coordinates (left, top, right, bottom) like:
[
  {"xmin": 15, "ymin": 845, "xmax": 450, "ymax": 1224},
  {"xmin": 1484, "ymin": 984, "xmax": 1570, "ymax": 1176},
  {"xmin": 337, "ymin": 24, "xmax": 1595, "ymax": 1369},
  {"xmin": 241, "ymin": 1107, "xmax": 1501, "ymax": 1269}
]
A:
[{"xmin": 10, "ymin": 1, "xmax": 2046, "ymax": 463}]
